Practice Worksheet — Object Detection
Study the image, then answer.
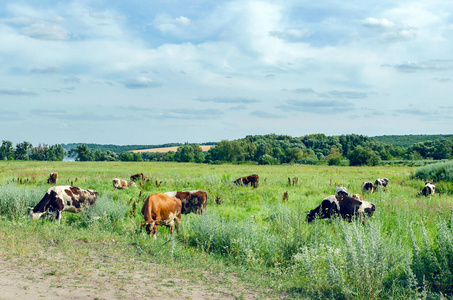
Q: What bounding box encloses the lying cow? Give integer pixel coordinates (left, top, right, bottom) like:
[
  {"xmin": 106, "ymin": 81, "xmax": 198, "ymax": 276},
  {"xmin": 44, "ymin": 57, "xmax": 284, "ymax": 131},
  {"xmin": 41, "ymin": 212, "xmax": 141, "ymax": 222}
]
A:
[
  {"xmin": 233, "ymin": 174, "xmax": 259, "ymax": 188},
  {"xmin": 361, "ymin": 182, "xmax": 375, "ymax": 193},
  {"xmin": 421, "ymin": 182, "xmax": 435, "ymax": 197},
  {"xmin": 374, "ymin": 178, "xmax": 389, "ymax": 190},
  {"xmin": 140, "ymin": 193, "xmax": 182, "ymax": 240},
  {"xmin": 29, "ymin": 186, "xmax": 99, "ymax": 221},
  {"xmin": 47, "ymin": 172, "xmax": 58, "ymax": 184},
  {"xmin": 113, "ymin": 178, "xmax": 136, "ymax": 189},
  {"xmin": 306, "ymin": 195, "xmax": 375, "ymax": 224},
  {"xmin": 164, "ymin": 190, "xmax": 207, "ymax": 214}
]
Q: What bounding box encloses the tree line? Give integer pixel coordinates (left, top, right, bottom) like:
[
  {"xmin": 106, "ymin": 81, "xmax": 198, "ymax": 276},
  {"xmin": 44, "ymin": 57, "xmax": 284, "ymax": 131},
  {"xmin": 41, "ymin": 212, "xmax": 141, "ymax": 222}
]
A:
[{"xmin": 2, "ymin": 134, "xmax": 453, "ymax": 166}]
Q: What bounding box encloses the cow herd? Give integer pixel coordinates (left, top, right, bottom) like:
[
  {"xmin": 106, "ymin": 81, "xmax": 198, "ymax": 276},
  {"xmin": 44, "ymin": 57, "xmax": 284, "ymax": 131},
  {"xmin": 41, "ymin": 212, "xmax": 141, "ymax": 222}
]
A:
[{"xmin": 32, "ymin": 172, "xmax": 436, "ymax": 239}]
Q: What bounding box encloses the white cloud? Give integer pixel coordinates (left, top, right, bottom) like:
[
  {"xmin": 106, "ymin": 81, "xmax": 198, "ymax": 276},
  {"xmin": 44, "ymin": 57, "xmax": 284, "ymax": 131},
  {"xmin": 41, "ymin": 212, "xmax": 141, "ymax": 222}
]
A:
[
  {"xmin": 154, "ymin": 14, "xmax": 191, "ymax": 35},
  {"xmin": 362, "ymin": 17, "xmax": 394, "ymax": 29},
  {"xmin": 20, "ymin": 22, "xmax": 69, "ymax": 40}
]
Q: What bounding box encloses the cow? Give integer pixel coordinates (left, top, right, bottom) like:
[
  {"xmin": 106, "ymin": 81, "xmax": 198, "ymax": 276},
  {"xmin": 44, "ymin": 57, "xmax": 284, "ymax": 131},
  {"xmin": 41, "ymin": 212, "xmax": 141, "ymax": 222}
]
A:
[
  {"xmin": 374, "ymin": 178, "xmax": 389, "ymax": 190},
  {"xmin": 361, "ymin": 181, "xmax": 375, "ymax": 193},
  {"xmin": 352, "ymin": 194, "xmax": 364, "ymax": 200},
  {"xmin": 164, "ymin": 190, "xmax": 207, "ymax": 215},
  {"xmin": 47, "ymin": 172, "xmax": 58, "ymax": 184},
  {"xmin": 306, "ymin": 195, "xmax": 375, "ymax": 224},
  {"xmin": 420, "ymin": 182, "xmax": 435, "ymax": 197},
  {"xmin": 232, "ymin": 174, "xmax": 259, "ymax": 188},
  {"xmin": 139, "ymin": 193, "xmax": 182, "ymax": 240},
  {"xmin": 29, "ymin": 186, "xmax": 98, "ymax": 221},
  {"xmin": 130, "ymin": 173, "xmax": 146, "ymax": 182},
  {"xmin": 113, "ymin": 178, "xmax": 136, "ymax": 190},
  {"xmin": 335, "ymin": 187, "xmax": 349, "ymax": 198}
]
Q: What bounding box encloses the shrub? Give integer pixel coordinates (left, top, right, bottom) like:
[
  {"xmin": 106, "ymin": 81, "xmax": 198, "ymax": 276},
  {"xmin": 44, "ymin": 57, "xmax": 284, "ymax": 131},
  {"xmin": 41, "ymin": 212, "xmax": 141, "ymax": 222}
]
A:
[
  {"xmin": 413, "ymin": 160, "xmax": 453, "ymax": 183},
  {"xmin": 0, "ymin": 183, "xmax": 43, "ymax": 220}
]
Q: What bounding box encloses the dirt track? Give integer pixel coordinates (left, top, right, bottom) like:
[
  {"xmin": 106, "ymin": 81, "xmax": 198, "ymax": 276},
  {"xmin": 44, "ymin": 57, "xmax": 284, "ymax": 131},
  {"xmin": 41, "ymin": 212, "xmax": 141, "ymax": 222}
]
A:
[{"xmin": 0, "ymin": 255, "xmax": 259, "ymax": 300}]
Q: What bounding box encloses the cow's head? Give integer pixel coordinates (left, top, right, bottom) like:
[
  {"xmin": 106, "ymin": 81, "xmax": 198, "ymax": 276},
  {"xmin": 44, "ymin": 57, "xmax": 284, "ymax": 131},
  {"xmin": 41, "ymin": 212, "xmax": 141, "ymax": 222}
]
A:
[
  {"xmin": 358, "ymin": 200, "xmax": 376, "ymax": 217},
  {"xmin": 28, "ymin": 207, "xmax": 45, "ymax": 220}
]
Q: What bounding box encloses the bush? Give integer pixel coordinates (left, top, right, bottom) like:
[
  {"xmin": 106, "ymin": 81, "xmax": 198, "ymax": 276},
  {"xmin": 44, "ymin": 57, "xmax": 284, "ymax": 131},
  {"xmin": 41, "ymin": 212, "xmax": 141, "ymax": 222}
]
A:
[
  {"xmin": 0, "ymin": 183, "xmax": 43, "ymax": 220},
  {"xmin": 413, "ymin": 160, "xmax": 453, "ymax": 183}
]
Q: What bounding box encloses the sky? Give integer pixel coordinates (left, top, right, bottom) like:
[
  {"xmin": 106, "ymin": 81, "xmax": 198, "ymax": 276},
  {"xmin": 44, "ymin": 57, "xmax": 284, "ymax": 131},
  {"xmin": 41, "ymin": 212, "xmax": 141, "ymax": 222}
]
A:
[{"xmin": 1, "ymin": 0, "xmax": 453, "ymax": 146}]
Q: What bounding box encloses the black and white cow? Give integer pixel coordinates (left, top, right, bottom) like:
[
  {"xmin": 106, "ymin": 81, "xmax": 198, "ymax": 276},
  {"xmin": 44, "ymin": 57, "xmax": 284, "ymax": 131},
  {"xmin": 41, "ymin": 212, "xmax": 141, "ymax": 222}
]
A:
[
  {"xmin": 29, "ymin": 186, "xmax": 99, "ymax": 221},
  {"xmin": 374, "ymin": 178, "xmax": 389, "ymax": 190},
  {"xmin": 361, "ymin": 181, "xmax": 375, "ymax": 193},
  {"xmin": 306, "ymin": 195, "xmax": 375, "ymax": 223},
  {"xmin": 421, "ymin": 182, "xmax": 435, "ymax": 197},
  {"xmin": 335, "ymin": 187, "xmax": 349, "ymax": 197}
]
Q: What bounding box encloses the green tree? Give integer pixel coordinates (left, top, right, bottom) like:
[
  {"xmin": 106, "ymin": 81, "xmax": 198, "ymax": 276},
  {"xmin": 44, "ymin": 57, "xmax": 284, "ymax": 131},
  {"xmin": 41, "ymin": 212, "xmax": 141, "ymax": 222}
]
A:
[
  {"xmin": 348, "ymin": 146, "xmax": 381, "ymax": 166},
  {"xmin": 0, "ymin": 140, "xmax": 14, "ymax": 160},
  {"xmin": 15, "ymin": 141, "xmax": 32, "ymax": 160},
  {"xmin": 72, "ymin": 144, "xmax": 94, "ymax": 161}
]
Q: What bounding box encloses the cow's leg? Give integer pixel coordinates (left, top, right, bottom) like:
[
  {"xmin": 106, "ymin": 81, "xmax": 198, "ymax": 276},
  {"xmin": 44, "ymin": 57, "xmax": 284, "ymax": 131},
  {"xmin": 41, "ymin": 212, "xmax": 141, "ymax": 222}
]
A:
[{"xmin": 152, "ymin": 224, "xmax": 158, "ymax": 240}]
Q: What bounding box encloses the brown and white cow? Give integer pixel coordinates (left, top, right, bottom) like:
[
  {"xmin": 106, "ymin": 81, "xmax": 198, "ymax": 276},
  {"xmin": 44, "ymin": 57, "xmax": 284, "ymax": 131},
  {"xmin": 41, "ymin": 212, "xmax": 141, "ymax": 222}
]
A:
[
  {"xmin": 164, "ymin": 190, "xmax": 207, "ymax": 214},
  {"xmin": 113, "ymin": 178, "xmax": 136, "ymax": 189},
  {"xmin": 47, "ymin": 172, "xmax": 58, "ymax": 184},
  {"xmin": 233, "ymin": 174, "xmax": 259, "ymax": 188},
  {"xmin": 306, "ymin": 195, "xmax": 375, "ymax": 224},
  {"xmin": 29, "ymin": 186, "xmax": 99, "ymax": 221},
  {"xmin": 361, "ymin": 182, "xmax": 375, "ymax": 193},
  {"xmin": 421, "ymin": 182, "xmax": 435, "ymax": 197},
  {"xmin": 139, "ymin": 193, "xmax": 182, "ymax": 240},
  {"xmin": 130, "ymin": 173, "xmax": 146, "ymax": 182}
]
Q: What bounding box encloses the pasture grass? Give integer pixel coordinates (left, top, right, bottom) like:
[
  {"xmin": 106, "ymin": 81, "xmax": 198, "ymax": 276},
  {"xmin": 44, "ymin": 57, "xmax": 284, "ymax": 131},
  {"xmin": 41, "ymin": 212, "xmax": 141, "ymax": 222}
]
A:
[{"xmin": 0, "ymin": 161, "xmax": 453, "ymax": 299}]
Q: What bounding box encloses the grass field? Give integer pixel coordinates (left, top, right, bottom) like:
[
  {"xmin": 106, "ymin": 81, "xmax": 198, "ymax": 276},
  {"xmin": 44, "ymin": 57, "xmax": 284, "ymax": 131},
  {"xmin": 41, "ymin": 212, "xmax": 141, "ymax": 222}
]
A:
[{"xmin": 0, "ymin": 161, "xmax": 452, "ymax": 299}]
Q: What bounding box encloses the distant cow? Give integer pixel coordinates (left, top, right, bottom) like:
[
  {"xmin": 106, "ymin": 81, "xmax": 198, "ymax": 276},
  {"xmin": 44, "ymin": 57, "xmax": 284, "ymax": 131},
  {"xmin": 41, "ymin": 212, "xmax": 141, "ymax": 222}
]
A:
[
  {"xmin": 113, "ymin": 178, "xmax": 136, "ymax": 189},
  {"xmin": 29, "ymin": 186, "xmax": 99, "ymax": 221},
  {"xmin": 361, "ymin": 182, "xmax": 375, "ymax": 193},
  {"xmin": 233, "ymin": 174, "xmax": 259, "ymax": 188},
  {"xmin": 164, "ymin": 190, "xmax": 207, "ymax": 214},
  {"xmin": 421, "ymin": 182, "xmax": 435, "ymax": 197},
  {"xmin": 306, "ymin": 195, "xmax": 375, "ymax": 224},
  {"xmin": 130, "ymin": 173, "xmax": 146, "ymax": 182},
  {"xmin": 335, "ymin": 187, "xmax": 349, "ymax": 198},
  {"xmin": 47, "ymin": 172, "xmax": 58, "ymax": 184},
  {"xmin": 374, "ymin": 178, "xmax": 389, "ymax": 190},
  {"xmin": 140, "ymin": 193, "xmax": 182, "ymax": 240},
  {"xmin": 352, "ymin": 194, "xmax": 364, "ymax": 200}
]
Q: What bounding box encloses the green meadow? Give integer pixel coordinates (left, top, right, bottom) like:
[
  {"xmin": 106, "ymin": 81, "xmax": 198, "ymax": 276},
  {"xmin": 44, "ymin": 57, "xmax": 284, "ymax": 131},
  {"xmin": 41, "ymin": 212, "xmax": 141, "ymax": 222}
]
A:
[{"xmin": 0, "ymin": 161, "xmax": 452, "ymax": 299}]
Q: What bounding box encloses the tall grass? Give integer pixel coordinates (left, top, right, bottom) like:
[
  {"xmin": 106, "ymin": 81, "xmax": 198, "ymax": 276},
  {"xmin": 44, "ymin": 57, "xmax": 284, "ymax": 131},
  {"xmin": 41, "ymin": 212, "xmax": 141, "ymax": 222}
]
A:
[{"xmin": 1, "ymin": 161, "xmax": 453, "ymax": 298}]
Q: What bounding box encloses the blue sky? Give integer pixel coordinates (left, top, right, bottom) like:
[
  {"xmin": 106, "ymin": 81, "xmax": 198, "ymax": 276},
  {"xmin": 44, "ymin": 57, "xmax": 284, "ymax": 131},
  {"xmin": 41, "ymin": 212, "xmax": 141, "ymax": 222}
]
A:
[{"xmin": 1, "ymin": 0, "xmax": 452, "ymax": 146}]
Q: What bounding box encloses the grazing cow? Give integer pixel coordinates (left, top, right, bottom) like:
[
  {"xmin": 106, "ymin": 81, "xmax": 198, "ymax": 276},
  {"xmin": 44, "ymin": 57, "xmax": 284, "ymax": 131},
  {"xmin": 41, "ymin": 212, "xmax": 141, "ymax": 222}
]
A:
[
  {"xmin": 29, "ymin": 186, "xmax": 98, "ymax": 221},
  {"xmin": 164, "ymin": 190, "xmax": 207, "ymax": 214},
  {"xmin": 361, "ymin": 182, "xmax": 375, "ymax": 193},
  {"xmin": 335, "ymin": 187, "xmax": 349, "ymax": 197},
  {"xmin": 113, "ymin": 178, "xmax": 136, "ymax": 189},
  {"xmin": 130, "ymin": 173, "xmax": 146, "ymax": 182},
  {"xmin": 233, "ymin": 174, "xmax": 259, "ymax": 188},
  {"xmin": 306, "ymin": 195, "xmax": 375, "ymax": 224},
  {"xmin": 139, "ymin": 193, "xmax": 182, "ymax": 240},
  {"xmin": 421, "ymin": 182, "xmax": 435, "ymax": 197},
  {"xmin": 374, "ymin": 178, "xmax": 389, "ymax": 190},
  {"xmin": 47, "ymin": 172, "xmax": 58, "ymax": 184}
]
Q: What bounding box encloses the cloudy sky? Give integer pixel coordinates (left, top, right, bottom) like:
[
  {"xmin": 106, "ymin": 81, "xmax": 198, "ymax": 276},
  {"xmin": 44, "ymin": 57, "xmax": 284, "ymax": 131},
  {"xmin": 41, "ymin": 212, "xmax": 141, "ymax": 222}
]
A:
[{"xmin": 1, "ymin": 0, "xmax": 453, "ymax": 146}]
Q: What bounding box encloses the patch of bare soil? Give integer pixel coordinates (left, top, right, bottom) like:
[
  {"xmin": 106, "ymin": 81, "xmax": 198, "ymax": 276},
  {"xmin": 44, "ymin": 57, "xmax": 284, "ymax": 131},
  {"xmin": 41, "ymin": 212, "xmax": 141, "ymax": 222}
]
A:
[{"xmin": 0, "ymin": 253, "xmax": 260, "ymax": 300}]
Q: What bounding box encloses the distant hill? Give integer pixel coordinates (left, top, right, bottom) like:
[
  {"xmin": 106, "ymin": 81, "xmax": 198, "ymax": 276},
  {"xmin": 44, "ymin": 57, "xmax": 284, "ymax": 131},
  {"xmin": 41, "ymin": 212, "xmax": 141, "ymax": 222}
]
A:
[{"xmin": 373, "ymin": 134, "xmax": 453, "ymax": 147}]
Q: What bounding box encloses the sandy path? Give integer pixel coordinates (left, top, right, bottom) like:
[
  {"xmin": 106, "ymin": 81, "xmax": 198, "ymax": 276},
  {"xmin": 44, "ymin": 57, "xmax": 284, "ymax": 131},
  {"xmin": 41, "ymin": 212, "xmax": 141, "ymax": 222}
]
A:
[{"xmin": 0, "ymin": 255, "xmax": 259, "ymax": 300}]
